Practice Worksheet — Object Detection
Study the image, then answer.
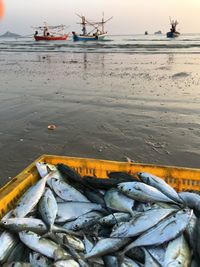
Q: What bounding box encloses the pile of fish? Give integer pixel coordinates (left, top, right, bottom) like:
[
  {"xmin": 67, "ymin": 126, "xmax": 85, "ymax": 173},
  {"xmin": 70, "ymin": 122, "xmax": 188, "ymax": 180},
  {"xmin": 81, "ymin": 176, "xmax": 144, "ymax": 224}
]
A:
[{"xmin": 0, "ymin": 162, "xmax": 200, "ymax": 266}]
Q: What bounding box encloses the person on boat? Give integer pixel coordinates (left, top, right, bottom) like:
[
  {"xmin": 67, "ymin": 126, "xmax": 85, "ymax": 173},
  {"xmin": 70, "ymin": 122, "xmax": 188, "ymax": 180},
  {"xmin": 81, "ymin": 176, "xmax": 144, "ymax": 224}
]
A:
[
  {"xmin": 43, "ymin": 27, "xmax": 48, "ymax": 36},
  {"xmin": 34, "ymin": 31, "xmax": 38, "ymax": 37}
]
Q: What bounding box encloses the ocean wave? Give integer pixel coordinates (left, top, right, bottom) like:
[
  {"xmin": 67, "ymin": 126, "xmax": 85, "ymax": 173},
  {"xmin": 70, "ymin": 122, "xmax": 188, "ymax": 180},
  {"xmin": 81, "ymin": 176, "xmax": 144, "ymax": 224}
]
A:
[{"xmin": 1, "ymin": 34, "xmax": 200, "ymax": 54}]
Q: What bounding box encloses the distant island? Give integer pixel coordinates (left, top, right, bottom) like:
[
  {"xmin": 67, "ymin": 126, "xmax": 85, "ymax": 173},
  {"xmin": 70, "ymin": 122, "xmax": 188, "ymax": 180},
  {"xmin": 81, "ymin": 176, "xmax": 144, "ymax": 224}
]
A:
[
  {"xmin": 154, "ymin": 30, "xmax": 162, "ymax": 35},
  {"xmin": 0, "ymin": 31, "xmax": 21, "ymax": 38}
]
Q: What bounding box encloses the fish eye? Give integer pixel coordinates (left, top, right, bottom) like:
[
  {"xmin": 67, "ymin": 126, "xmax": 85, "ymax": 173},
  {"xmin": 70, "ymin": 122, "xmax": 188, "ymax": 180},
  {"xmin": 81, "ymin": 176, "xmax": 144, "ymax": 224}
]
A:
[{"xmin": 128, "ymin": 188, "xmax": 131, "ymax": 191}]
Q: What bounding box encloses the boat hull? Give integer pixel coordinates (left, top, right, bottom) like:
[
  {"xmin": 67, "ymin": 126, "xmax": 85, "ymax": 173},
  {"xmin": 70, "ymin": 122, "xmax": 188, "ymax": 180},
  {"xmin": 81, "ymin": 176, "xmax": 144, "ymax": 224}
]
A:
[
  {"xmin": 72, "ymin": 34, "xmax": 106, "ymax": 42},
  {"xmin": 166, "ymin": 32, "xmax": 180, "ymax": 38},
  {"xmin": 34, "ymin": 35, "xmax": 68, "ymax": 41}
]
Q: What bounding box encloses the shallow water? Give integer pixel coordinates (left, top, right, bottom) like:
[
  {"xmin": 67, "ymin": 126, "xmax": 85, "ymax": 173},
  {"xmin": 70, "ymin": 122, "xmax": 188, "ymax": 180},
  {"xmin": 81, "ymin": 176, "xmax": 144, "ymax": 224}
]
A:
[
  {"xmin": 1, "ymin": 33, "xmax": 200, "ymax": 54},
  {"xmin": 0, "ymin": 34, "xmax": 200, "ymax": 186}
]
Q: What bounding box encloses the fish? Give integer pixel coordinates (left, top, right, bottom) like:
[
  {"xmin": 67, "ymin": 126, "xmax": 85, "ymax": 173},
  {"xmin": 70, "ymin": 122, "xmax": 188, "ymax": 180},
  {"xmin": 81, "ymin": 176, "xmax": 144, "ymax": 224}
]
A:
[
  {"xmin": 0, "ymin": 231, "xmax": 18, "ymax": 263},
  {"xmin": 111, "ymin": 208, "xmax": 176, "ymax": 238},
  {"xmin": 3, "ymin": 263, "xmax": 32, "ymax": 267},
  {"xmin": 29, "ymin": 252, "xmax": 52, "ymax": 267},
  {"xmin": 19, "ymin": 231, "xmax": 71, "ymax": 260},
  {"xmin": 51, "ymin": 178, "xmax": 90, "ymax": 202},
  {"xmin": 56, "ymin": 202, "xmax": 103, "ymax": 223},
  {"xmin": 53, "ymin": 259, "xmax": 80, "ymax": 267},
  {"xmin": 179, "ymin": 191, "xmax": 200, "ymax": 216},
  {"xmin": 103, "ymin": 255, "xmax": 120, "ymax": 267},
  {"xmin": 55, "ymin": 233, "xmax": 85, "ymax": 252},
  {"xmin": 138, "ymin": 172, "xmax": 183, "ymax": 204},
  {"xmin": 0, "ymin": 217, "xmax": 81, "ymax": 237},
  {"xmin": 185, "ymin": 212, "xmax": 197, "ymax": 250},
  {"xmin": 146, "ymin": 246, "xmax": 166, "ymax": 266},
  {"xmin": 164, "ymin": 234, "xmax": 191, "ymax": 267},
  {"xmin": 85, "ymin": 237, "xmax": 131, "ymax": 259},
  {"xmin": 13, "ymin": 171, "xmax": 55, "ymax": 218},
  {"xmin": 121, "ymin": 257, "xmax": 141, "ymax": 267},
  {"xmin": 120, "ymin": 209, "xmax": 192, "ymax": 255},
  {"xmin": 6, "ymin": 242, "xmax": 28, "ymax": 264},
  {"xmin": 118, "ymin": 182, "xmax": 176, "ymax": 203},
  {"xmin": 38, "ymin": 188, "xmax": 58, "ymax": 231},
  {"xmin": 143, "ymin": 248, "xmax": 160, "ymax": 267},
  {"xmin": 69, "ymin": 211, "xmax": 103, "ymax": 231},
  {"xmin": 100, "ymin": 212, "xmax": 131, "ymax": 226},
  {"xmin": 104, "ymin": 188, "xmax": 135, "ymax": 215},
  {"xmin": 1, "ymin": 164, "xmax": 198, "ymax": 267}
]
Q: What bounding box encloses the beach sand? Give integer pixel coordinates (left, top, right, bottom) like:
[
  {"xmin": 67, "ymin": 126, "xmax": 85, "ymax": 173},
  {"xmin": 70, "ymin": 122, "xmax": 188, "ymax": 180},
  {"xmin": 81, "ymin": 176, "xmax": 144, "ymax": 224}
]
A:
[{"xmin": 0, "ymin": 52, "xmax": 200, "ymax": 186}]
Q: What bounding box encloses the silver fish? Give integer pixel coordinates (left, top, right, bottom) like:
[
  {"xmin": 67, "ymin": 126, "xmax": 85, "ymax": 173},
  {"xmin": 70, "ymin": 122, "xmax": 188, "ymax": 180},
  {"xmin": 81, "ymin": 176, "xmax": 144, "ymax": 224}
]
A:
[
  {"xmin": 164, "ymin": 234, "xmax": 191, "ymax": 267},
  {"xmin": 111, "ymin": 208, "xmax": 176, "ymax": 238},
  {"xmin": 3, "ymin": 263, "xmax": 32, "ymax": 267},
  {"xmin": 121, "ymin": 257, "xmax": 141, "ymax": 267},
  {"xmin": 19, "ymin": 231, "xmax": 70, "ymax": 260},
  {"xmin": 13, "ymin": 171, "xmax": 54, "ymax": 218},
  {"xmin": 146, "ymin": 246, "xmax": 166, "ymax": 266},
  {"xmin": 185, "ymin": 212, "xmax": 197, "ymax": 250},
  {"xmin": 103, "ymin": 255, "xmax": 119, "ymax": 267},
  {"xmin": 51, "ymin": 178, "xmax": 90, "ymax": 202},
  {"xmin": 100, "ymin": 212, "xmax": 131, "ymax": 226},
  {"xmin": 29, "ymin": 252, "xmax": 51, "ymax": 267},
  {"xmin": 55, "ymin": 233, "xmax": 85, "ymax": 252},
  {"xmin": 104, "ymin": 189, "xmax": 135, "ymax": 215},
  {"xmin": 138, "ymin": 172, "xmax": 183, "ymax": 204},
  {"xmin": 85, "ymin": 238, "xmax": 130, "ymax": 259},
  {"xmin": 118, "ymin": 182, "xmax": 176, "ymax": 203},
  {"xmin": 56, "ymin": 202, "xmax": 103, "ymax": 223},
  {"xmin": 0, "ymin": 218, "xmax": 50, "ymax": 235},
  {"xmin": 70, "ymin": 211, "xmax": 103, "ymax": 230},
  {"xmin": 38, "ymin": 188, "xmax": 58, "ymax": 231},
  {"xmin": 83, "ymin": 236, "xmax": 105, "ymax": 266},
  {"xmin": 1, "ymin": 217, "xmax": 81, "ymax": 238},
  {"xmin": 143, "ymin": 248, "xmax": 160, "ymax": 267},
  {"xmin": 36, "ymin": 162, "xmax": 61, "ymax": 179},
  {"xmin": 6, "ymin": 242, "xmax": 27, "ymax": 264},
  {"xmin": 53, "ymin": 259, "xmax": 79, "ymax": 267},
  {"xmin": 0, "ymin": 231, "xmax": 18, "ymax": 263},
  {"xmin": 179, "ymin": 192, "xmax": 200, "ymax": 216},
  {"xmin": 121, "ymin": 209, "xmax": 192, "ymax": 254}
]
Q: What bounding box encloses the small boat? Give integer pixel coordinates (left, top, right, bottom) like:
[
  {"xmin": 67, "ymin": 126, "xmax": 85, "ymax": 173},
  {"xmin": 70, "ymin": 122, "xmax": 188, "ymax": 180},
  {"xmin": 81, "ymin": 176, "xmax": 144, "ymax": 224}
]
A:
[
  {"xmin": 145, "ymin": 31, "xmax": 148, "ymax": 35},
  {"xmin": 72, "ymin": 13, "xmax": 112, "ymax": 42},
  {"xmin": 166, "ymin": 18, "xmax": 180, "ymax": 38},
  {"xmin": 33, "ymin": 23, "xmax": 68, "ymax": 41},
  {"xmin": 154, "ymin": 30, "xmax": 162, "ymax": 35}
]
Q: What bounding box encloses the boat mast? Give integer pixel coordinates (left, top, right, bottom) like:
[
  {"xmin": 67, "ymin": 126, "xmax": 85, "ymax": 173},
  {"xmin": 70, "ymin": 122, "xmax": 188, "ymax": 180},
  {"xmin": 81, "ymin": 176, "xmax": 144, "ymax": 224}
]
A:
[
  {"xmin": 102, "ymin": 12, "xmax": 104, "ymax": 34},
  {"xmin": 81, "ymin": 16, "xmax": 87, "ymax": 35}
]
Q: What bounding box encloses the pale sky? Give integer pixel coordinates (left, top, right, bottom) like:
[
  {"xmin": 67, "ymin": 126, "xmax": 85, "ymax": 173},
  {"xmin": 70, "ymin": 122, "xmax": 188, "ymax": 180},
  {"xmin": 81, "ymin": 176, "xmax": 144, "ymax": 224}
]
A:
[{"xmin": 0, "ymin": 0, "xmax": 200, "ymax": 35}]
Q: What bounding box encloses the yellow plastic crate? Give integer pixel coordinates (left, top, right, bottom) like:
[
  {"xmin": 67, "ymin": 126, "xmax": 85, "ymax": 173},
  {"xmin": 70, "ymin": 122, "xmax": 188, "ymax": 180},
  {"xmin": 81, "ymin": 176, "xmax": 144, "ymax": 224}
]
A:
[{"xmin": 0, "ymin": 154, "xmax": 200, "ymax": 219}]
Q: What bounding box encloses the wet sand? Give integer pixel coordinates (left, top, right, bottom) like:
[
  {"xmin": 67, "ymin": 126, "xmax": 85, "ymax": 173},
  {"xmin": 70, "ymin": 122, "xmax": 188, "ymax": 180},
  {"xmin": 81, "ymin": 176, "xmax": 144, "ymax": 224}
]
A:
[{"xmin": 0, "ymin": 52, "xmax": 200, "ymax": 186}]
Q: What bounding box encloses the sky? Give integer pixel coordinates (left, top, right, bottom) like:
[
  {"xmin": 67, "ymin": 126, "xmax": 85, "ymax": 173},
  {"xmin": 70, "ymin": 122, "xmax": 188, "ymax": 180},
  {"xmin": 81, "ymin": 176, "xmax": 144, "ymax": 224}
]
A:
[{"xmin": 0, "ymin": 0, "xmax": 200, "ymax": 35}]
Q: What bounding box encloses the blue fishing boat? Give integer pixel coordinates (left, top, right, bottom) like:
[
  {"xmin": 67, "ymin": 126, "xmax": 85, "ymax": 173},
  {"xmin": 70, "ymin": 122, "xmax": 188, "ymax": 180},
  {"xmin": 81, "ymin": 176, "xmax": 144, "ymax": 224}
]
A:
[
  {"xmin": 166, "ymin": 18, "xmax": 180, "ymax": 38},
  {"xmin": 72, "ymin": 13, "xmax": 112, "ymax": 42}
]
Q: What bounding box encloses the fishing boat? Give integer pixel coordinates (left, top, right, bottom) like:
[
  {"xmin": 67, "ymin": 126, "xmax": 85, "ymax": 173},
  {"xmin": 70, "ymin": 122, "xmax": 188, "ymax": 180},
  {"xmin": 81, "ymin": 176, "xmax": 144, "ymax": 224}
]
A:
[
  {"xmin": 72, "ymin": 13, "xmax": 112, "ymax": 42},
  {"xmin": 33, "ymin": 23, "xmax": 68, "ymax": 41},
  {"xmin": 145, "ymin": 31, "xmax": 148, "ymax": 35},
  {"xmin": 166, "ymin": 18, "xmax": 180, "ymax": 38}
]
